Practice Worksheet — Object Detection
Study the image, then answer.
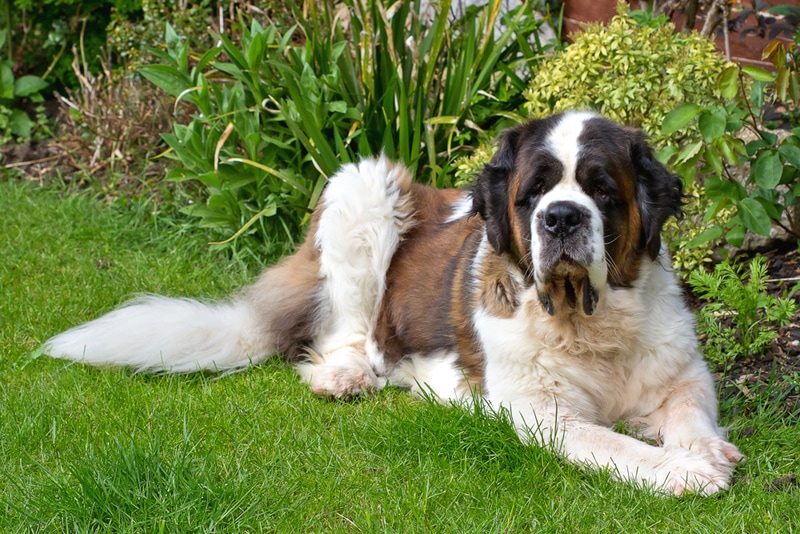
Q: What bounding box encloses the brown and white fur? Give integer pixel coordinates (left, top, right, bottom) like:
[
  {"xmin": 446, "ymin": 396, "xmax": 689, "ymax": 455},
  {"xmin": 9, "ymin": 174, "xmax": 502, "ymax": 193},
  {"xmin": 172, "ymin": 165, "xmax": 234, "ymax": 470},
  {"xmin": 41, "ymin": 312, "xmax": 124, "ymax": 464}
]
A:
[{"xmin": 44, "ymin": 112, "xmax": 742, "ymax": 495}]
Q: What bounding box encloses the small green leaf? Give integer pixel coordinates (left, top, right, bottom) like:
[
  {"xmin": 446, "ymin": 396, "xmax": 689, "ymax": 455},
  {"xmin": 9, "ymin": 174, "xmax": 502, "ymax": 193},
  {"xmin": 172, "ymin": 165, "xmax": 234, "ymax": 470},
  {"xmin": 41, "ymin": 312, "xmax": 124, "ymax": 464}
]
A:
[
  {"xmin": 663, "ymin": 103, "xmax": 702, "ymax": 135},
  {"xmin": 778, "ymin": 143, "xmax": 800, "ymax": 168},
  {"xmin": 753, "ymin": 194, "xmax": 782, "ymax": 220},
  {"xmin": 698, "ymin": 108, "xmax": 726, "ymax": 142},
  {"xmin": 165, "ymin": 168, "xmax": 198, "ymax": 182},
  {"xmin": 726, "ymin": 221, "xmax": 746, "ymax": 248},
  {"xmin": 687, "ymin": 226, "xmax": 723, "ymax": 248},
  {"xmin": 759, "ymin": 129, "xmax": 779, "ymax": 145},
  {"xmin": 138, "ymin": 64, "xmax": 192, "ymax": 97},
  {"xmin": 328, "ymin": 101, "xmax": 347, "ymax": 114},
  {"xmin": 703, "ymin": 144, "xmax": 723, "ymax": 176},
  {"xmin": 715, "ymin": 136, "xmax": 740, "ymax": 166},
  {"xmin": 165, "ymin": 23, "xmax": 180, "ymax": 47},
  {"xmin": 776, "ymin": 67, "xmax": 790, "ymax": 103},
  {"xmin": 676, "ymin": 140, "xmax": 703, "ymax": 164},
  {"xmin": 742, "ymin": 65, "xmax": 775, "ymax": 82},
  {"xmin": 739, "ymin": 197, "xmax": 772, "ymax": 236},
  {"xmin": 0, "ymin": 63, "xmax": 14, "ymax": 99},
  {"xmin": 426, "ymin": 115, "xmax": 460, "ymax": 125},
  {"xmin": 705, "ymin": 174, "xmax": 745, "ymax": 202},
  {"xmin": 9, "ymin": 109, "xmax": 33, "ymax": 138},
  {"xmin": 13, "ymin": 75, "xmax": 48, "ymax": 97},
  {"xmin": 197, "ymin": 171, "xmax": 222, "ymax": 188},
  {"xmin": 716, "ymin": 66, "xmax": 739, "ymax": 100},
  {"xmin": 751, "ymin": 149, "xmax": 783, "ymax": 189},
  {"xmin": 750, "ymin": 80, "xmax": 768, "ymax": 108},
  {"xmin": 656, "ymin": 145, "xmax": 678, "ymax": 164},
  {"xmin": 789, "ymin": 72, "xmax": 800, "ymax": 103},
  {"xmin": 746, "ymin": 138, "xmax": 770, "ymax": 157}
]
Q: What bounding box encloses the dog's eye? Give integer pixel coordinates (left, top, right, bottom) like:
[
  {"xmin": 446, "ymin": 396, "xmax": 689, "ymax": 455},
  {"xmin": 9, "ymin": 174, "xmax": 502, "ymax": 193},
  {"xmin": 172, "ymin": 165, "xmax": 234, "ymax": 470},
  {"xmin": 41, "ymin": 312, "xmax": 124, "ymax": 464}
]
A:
[
  {"xmin": 591, "ymin": 173, "xmax": 614, "ymax": 202},
  {"xmin": 516, "ymin": 179, "xmax": 544, "ymax": 207}
]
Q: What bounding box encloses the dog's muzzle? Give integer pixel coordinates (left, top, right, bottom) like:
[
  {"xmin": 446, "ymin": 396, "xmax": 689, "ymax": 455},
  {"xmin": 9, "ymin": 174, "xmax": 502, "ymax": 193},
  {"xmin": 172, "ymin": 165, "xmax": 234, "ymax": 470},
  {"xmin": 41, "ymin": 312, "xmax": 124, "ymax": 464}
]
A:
[{"xmin": 535, "ymin": 200, "xmax": 601, "ymax": 317}]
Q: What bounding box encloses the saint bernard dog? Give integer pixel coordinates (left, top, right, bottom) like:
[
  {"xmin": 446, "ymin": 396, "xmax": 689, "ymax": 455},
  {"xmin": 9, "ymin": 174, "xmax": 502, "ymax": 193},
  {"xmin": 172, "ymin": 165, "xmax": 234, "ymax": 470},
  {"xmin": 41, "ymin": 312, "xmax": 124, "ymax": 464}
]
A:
[{"xmin": 45, "ymin": 111, "xmax": 742, "ymax": 495}]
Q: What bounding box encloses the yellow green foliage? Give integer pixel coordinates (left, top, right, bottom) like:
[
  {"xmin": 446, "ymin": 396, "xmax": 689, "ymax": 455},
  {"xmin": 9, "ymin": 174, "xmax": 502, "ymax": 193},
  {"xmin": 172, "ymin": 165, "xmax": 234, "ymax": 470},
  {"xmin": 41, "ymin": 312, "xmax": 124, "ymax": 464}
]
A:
[
  {"xmin": 524, "ymin": 4, "xmax": 729, "ymax": 147},
  {"xmin": 663, "ymin": 181, "xmax": 733, "ymax": 276},
  {"xmin": 454, "ymin": 143, "xmax": 496, "ymax": 187}
]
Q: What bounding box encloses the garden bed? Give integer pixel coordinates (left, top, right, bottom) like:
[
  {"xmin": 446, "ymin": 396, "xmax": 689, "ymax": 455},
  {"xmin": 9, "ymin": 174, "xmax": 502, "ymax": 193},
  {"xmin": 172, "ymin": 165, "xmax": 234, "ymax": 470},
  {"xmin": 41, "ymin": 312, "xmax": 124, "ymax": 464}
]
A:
[{"xmin": 708, "ymin": 245, "xmax": 800, "ymax": 416}]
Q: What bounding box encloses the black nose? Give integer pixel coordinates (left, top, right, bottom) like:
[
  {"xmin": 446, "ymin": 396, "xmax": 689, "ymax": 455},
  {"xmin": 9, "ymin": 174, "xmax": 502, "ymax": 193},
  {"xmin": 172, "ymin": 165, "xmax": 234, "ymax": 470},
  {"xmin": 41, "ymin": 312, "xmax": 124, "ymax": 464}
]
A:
[{"xmin": 543, "ymin": 201, "xmax": 584, "ymax": 238}]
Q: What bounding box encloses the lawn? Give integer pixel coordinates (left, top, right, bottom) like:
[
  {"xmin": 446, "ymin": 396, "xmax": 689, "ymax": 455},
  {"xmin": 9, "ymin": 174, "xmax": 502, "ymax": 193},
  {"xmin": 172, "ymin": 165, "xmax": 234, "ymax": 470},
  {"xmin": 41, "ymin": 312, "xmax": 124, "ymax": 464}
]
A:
[{"xmin": 1, "ymin": 179, "xmax": 799, "ymax": 532}]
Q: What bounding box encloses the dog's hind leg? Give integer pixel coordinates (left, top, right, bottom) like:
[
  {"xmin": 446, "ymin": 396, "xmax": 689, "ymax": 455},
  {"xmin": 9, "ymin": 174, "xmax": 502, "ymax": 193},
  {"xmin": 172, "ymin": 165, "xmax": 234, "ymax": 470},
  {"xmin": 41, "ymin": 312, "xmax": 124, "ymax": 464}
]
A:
[{"xmin": 294, "ymin": 157, "xmax": 415, "ymax": 399}]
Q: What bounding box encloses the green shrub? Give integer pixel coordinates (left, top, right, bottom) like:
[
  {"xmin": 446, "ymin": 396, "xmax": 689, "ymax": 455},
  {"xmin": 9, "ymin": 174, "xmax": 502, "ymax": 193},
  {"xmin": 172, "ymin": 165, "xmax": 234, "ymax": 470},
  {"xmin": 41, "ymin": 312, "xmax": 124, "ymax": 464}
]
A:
[
  {"xmin": 140, "ymin": 0, "xmax": 554, "ymax": 261},
  {"xmin": 662, "ymin": 32, "xmax": 800, "ymax": 249},
  {"xmin": 0, "ymin": 28, "xmax": 49, "ymax": 144},
  {"xmin": 523, "ymin": 3, "xmax": 728, "ymax": 147},
  {"xmin": 8, "ymin": 0, "xmax": 138, "ymax": 91},
  {"xmin": 106, "ymin": 0, "xmax": 217, "ymax": 66},
  {"xmin": 689, "ymin": 256, "xmax": 797, "ymax": 371},
  {"xmin": 140, "ymin": 22, "xmax": 305, "ymax": 263}
]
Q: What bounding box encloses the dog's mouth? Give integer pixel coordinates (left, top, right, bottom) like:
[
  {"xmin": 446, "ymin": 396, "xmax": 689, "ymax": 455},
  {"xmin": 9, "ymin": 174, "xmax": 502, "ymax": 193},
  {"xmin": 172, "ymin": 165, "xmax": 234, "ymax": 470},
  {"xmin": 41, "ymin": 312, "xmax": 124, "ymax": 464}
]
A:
[{"xmin": 536, "ymin": 260, "xmax": 599, "ymax": 317}]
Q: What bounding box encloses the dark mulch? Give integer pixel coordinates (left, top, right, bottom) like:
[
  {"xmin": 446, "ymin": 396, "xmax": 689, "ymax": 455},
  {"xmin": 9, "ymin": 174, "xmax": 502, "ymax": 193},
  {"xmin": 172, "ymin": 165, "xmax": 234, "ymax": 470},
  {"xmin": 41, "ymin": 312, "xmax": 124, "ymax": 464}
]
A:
[{"xmin": 0, "ymin": 140, "xmax": 74, "ymax": 183}]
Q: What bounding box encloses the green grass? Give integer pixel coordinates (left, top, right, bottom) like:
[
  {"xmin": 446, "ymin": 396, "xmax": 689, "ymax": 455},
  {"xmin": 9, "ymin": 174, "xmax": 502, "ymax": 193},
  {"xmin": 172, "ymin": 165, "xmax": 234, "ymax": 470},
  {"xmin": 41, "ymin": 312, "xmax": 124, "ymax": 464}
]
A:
[{"xmin": 1, "ymin": 179, "xmax": 799, "ymax": 532}]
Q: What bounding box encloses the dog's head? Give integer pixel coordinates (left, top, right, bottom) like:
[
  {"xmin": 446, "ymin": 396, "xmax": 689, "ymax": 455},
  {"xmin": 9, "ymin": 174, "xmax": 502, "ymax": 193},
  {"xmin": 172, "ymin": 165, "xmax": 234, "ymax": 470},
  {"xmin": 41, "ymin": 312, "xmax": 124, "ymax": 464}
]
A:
[{"xmin": 472, "ymin": 112, "xmax": 682, "ymax": 317}]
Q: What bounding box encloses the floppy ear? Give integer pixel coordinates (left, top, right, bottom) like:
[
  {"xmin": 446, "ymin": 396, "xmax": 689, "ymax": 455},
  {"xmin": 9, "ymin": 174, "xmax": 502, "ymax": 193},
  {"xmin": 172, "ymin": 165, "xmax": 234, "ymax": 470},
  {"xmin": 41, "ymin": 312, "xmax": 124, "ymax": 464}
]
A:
[
  {"xmin": 629, "ymin": 131, "xmax": 683, "ymax": 259},
  {"xmin": 471, "ymin": 128, "xmax": 520, "ymax": 255}
]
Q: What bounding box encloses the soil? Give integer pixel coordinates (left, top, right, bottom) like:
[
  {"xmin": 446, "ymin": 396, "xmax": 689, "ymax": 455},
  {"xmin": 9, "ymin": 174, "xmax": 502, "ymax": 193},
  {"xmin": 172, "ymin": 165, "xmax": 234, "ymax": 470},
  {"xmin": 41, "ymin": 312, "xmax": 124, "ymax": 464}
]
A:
[{"xmin": 0, "ymin": 140, "xmax": 74, "ymax": 183}]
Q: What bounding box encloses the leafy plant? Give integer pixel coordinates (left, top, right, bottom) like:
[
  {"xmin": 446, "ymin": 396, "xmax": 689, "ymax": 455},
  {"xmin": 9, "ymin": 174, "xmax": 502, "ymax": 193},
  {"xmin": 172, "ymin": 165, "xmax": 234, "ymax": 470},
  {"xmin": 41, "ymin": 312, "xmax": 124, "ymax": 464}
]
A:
[
  {"xmin": 8, "ymin": 0, "xmax": 142, "ymax": 91},
  {"xmin": 0, "ymin": 27, "xmax": 49, "ymax": 142},
  {"xmin": 140, "ymin": 22, "xmax": 305, "ymax": 262},
  {"xmin": 627, "ymin": 4, "xmax": 670, "ymax": 28},
  {"xmin": 662, "ymin": 32, "xmax": 800, "ymax": 249},
  {"xmin": 276, "ymin": 0, "xmax": 553, "ymax": 186},
  {"xmin": 140, "ymin": 0, "xmax": 554, "ymax": 260},
  {"xmin": 523, "ymin": 2, "xmax": 729, "ymax": 147},
  {"xmin": 106, "ymin": 0, "xmax": 217, "ymax": 66},
  {"xmin": 689, "ymin": 256, "xmax": 797, "ymax": 370}
]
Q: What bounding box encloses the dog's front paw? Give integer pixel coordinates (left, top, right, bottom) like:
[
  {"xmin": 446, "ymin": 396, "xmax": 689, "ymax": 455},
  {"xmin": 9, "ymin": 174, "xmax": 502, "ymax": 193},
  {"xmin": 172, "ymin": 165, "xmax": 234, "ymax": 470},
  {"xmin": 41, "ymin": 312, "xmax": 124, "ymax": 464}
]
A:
[
  {"xmin": 687, "ymin": 437, "xmax": 743, "ymax": 472},
  {"xmin": 655, "ymin": 446, "xmax": 733, "ymax": 496}
]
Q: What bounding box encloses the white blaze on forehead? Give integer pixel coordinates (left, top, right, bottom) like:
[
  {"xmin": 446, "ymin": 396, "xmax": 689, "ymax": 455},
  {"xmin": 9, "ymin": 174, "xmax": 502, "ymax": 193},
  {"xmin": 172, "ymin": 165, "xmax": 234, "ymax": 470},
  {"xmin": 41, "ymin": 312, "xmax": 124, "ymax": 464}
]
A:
[
  {"xmin": 531, "ymin": 111, "xmax": 608, "ymax": 298},
  {"xmin": 545, "ymin": 112, "xmax": 597, "ymax": 187}
]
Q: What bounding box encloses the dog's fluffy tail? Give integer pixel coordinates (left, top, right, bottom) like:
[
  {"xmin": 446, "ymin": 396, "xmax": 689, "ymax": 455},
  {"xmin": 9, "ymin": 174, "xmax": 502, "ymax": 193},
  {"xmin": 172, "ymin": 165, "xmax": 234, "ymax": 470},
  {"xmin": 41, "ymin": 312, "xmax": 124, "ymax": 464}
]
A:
[
  {"xmin": 44, "ymin": 233, "xmax": 324, "ymax": 373},
  {"xmin": 43, "ymin": 295, "xmax": 272, "ymax": 373}
]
